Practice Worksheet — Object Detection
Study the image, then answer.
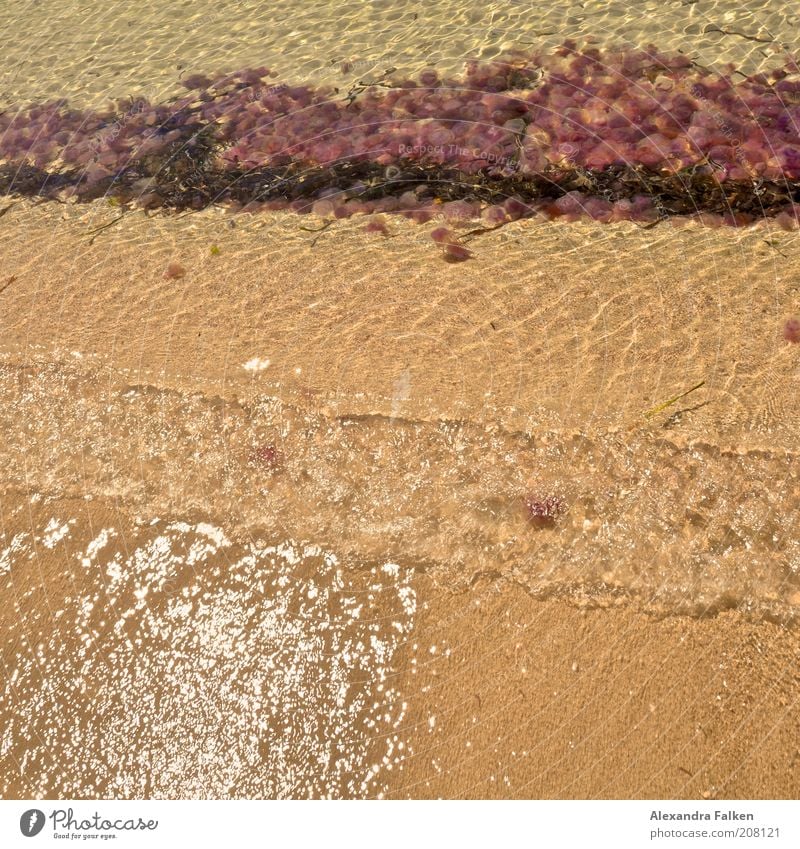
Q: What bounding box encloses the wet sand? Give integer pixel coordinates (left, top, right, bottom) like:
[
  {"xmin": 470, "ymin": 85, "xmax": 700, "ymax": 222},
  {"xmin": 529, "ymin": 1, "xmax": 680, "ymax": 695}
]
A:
[
  {"xmin": 1, "ymin": 198, "xmax": 799, "ymax": 798},
  {"xmin": 1, "ymin": 497, "xmax": 798, "ymax": 800},
  {"xmin": 390, "ymin": 578, "xmax": 800, "ymax": 799}
]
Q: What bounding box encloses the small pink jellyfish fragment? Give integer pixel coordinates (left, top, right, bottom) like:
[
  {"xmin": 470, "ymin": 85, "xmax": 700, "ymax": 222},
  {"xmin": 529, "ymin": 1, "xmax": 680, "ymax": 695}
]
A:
[
  {"xmin": 163, "ymin": 261, "xmax": 186, "ymax": 280},
  {"xmin": 250, "ymin": 443, "xmax": 283, "ymax": 470},
  {"xmin": 181, "ymin": 73, "xmax": 213, "ymax": 90},
  {"xmin": 523, "ymin": 493, "xmax": 567, "ymax": 527},
  {"xmin": 311, "ymin": 199, "xmax": 334, "ymax": 217},
  {"xmin": 783, "ymin": 317, "xmax": 800, "ymax": 343},
  {"xmin": 430, "ymin": 226, "xmax": 471, "ymax": 261},
  {"xmin": 504, "ymin": 197, "xmax": 528, "ymax": 220},
  {"xmin": 442, "ymin": 199, "xmax": 478, "ymax": 220},
  {"xmin": 443, "ymin": 242, "xmax": 473, "ymax": 262},
  {"xmin": 430, "ymin": 226, "xmax": 456, "ymax": 244},
  {"xmin": 775, "ymin": 212, "xmax": 799, "ymax": 231},
  {"xmin": 410, "ymin": 209, "xmax": 434, "ymax": 224},
  {"xmin": 482, "ymin": 204, "xmax": 508, "ymax": 225},
  {"xmin": 419, "ymin": 69, "xmax": 439, "ymax": 87},
  {"xmin": 363, "ymin": 216, "xmax": 389, "ymax": 235}
]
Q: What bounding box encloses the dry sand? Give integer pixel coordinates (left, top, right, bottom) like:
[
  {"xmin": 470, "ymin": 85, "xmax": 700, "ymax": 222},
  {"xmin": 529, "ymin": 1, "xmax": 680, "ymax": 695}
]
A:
[{"xmin": 0, "ymin": 198, "xmax": 798, "ymax": 799}]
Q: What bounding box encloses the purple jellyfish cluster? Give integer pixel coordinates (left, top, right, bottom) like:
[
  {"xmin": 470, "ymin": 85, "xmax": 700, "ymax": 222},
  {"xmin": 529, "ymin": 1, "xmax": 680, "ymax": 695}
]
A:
[{"xmin": 3, "ymin": 41, "xmax": 800, "ymax": 229}]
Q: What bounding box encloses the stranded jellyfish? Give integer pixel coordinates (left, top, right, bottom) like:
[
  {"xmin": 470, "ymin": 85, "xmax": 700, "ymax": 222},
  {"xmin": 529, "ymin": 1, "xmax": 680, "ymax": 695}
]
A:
[
  {"xmin": 163, "ymin": 261, "xmax": 186, "ymax": 280},
  {"xmin": 783, "ymin": 317, "xmax": 800, "ymax": 343},
  {"xmin": 523, "ymin": 493, "xmax": 568, "ymax": 527}
]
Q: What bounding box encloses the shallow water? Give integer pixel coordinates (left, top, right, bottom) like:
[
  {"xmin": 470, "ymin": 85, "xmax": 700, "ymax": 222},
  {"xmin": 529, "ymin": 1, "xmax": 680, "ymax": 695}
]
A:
[
  {"xmin": 0, "ymin": 0, "xmax": 796, "ymax": 106},
  {"xmin": 1, "ymin": 351, "xmax": 797, "ymax": 622}
]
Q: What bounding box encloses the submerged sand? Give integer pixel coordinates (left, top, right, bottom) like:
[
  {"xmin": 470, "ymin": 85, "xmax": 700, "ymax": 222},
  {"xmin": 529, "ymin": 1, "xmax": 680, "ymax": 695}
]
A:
[
  {"xmin": 0, "ymin": 197, "xmax": 798, "ymax": 798},
  {"xmin": 0, "ymin": 0, "xmax": 795, "ymax": 108}
]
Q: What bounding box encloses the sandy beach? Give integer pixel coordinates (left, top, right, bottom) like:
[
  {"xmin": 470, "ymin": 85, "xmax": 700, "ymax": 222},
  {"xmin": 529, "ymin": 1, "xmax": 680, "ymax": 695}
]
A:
[
  {"xmin": 1, "ymin": 0, "xmax": 799, "ymax": 801},
  {"xmin": 1, "ymin": 197, "xmax": 798, "ymax": 799}
]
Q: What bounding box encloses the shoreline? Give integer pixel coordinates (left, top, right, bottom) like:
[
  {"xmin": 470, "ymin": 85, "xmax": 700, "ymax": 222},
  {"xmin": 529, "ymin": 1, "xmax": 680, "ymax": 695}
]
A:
[{"xmin": 2, "ymin": 487, "xmax": 797, "ymax": 799}]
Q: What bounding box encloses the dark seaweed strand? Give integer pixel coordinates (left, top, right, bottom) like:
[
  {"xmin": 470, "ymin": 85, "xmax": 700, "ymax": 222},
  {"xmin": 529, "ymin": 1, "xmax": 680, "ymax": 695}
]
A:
[{"xmin": 2, "ymin": 148, "xmax": 798, "ymax": 219}]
